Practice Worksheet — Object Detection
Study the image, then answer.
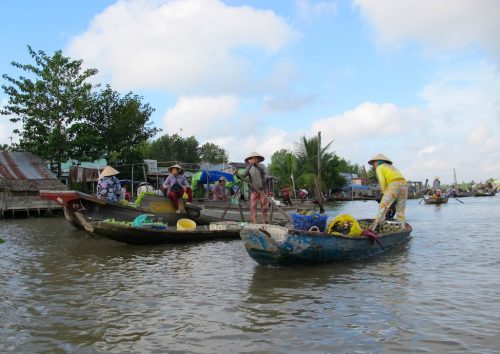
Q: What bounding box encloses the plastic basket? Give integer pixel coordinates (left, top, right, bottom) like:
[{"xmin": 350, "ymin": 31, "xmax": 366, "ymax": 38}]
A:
[{"xmin": 291, "ymin": 213, "xmax": 328, "ymax": 232}]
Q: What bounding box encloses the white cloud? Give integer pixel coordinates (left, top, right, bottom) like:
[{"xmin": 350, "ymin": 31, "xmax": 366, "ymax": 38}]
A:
[
  {"xmin": 295, "ymin": 0, "xmax": 337, "ymax": 21},
  {"xmin": 309, "ymin": 61, "xmax": 500, "ymax": 183},
  {"xmin": 354, "ymin": 0, "xmax": 500, "ymax": 59},
  {"xmin": 162, "ymin": 95, "xmax": 239, "ymax": 139},
  {"xmin": 67, "ymin": 0, "xmax": 296, "ymax": 93}
]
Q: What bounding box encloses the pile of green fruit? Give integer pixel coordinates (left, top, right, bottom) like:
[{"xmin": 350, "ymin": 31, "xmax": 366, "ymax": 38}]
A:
[
  {"xmin": 296, "ymin": 208, "xmax": 316, "ymax": 215},
  {"xmin": 357, "ymin": 220, "xmax": 405, "ymax": 234},
  {"xmin": 103, "ymin": 218, "xmax": 133, "ymax": 226}
]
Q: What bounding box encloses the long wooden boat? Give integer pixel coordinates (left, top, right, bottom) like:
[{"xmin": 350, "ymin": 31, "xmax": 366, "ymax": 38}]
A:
[
  {"xmin": 194, "ymin": 198, "xmax": 298, "ymax": 225},
  {"xmin": 240, "ymin": 220, "xmax": 412, "ymax": 266},
  {"xmin": 80, "ymin": 216, "xmax": 243, "ymax": 245},
  {"xmin": 39, "ymin": 190, "xmax": 203, "ymax": 230},
  {"xmin": 474, "ymin": 190, "xmax": 495, "ymax": 197},
  {"xmin": 423, "ymin": 195, "xmax": 449, "ymax": 204}
]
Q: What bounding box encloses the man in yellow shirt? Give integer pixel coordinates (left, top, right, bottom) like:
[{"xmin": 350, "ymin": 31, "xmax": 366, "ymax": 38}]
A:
[{"xmin": 368, "ymin": 153, "xmax": 408, "ymax": 230}]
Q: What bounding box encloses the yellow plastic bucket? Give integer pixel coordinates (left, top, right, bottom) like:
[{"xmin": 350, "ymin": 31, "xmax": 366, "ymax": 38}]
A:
[{"xmin": 176, "ymin": 218, "xmax": 197, "ymax": 231}]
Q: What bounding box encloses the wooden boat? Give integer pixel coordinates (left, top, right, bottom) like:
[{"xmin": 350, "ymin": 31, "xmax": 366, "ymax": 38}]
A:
[
  {"xmin": 423, "ymin": 195, "xmax": 449, "ymax": 204},
  {"xmin": 240, "ymin": 220, "xmax": 412, "ymax": 266},
  {"xmin": 79, "ymin": 216, "xmax": 243, "ymax": 245},
  {"xmin": 474, "ymin": 190, "xmax": 495, "ymax": 197},
  {"xmin": 39, "ymin": 190, "xmax": 203, "ymax": 230},
  {"xmin": 194, "ymin": 198, "xmax": 298, "ymax": 225}
]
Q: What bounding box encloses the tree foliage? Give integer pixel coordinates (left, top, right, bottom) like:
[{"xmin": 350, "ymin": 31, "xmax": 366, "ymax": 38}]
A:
[
  {"xmin": 269, "ymin": 134, "xmax": 359, "ymax": 196},
  {"xmin": 199, "ymin": 142, "xmax": 228, "ymax": 163},
  {"xmin": 1, "ymin": 46, "xmax": 97, "ymax": 176},
  {"xmin": 146, "ymin": 134, "xmax": 200, "ymax": 163},
  {"xmin": 1, "ymin": 46, "xmax": 159, "ymax": 176}
]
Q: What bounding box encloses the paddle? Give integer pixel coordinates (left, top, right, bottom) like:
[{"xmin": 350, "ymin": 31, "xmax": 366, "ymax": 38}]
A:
[
  {"xmin": 453, "ymin": 197, "xmax": 464, "ymax": 204},
  {"xmin": 418, "ymin": 197, "xmax": 425, "ymax": 204},
  {"xmin": 220, "ymin": 181, "xmax": 243, "ymax": 221}
]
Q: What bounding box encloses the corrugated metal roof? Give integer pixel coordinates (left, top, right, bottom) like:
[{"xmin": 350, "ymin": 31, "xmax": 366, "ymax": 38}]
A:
[{"xmin": 0, "ymin": 151, "xmax": 58, "ymax": 180}]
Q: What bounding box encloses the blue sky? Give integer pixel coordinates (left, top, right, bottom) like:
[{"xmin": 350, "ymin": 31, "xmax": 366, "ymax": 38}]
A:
[{"xmin": 1, "ymin": 0, "xmax": 499, "ymax": 183}]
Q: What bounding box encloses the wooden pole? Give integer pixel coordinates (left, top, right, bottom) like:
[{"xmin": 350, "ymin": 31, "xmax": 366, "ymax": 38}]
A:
[{"xmin": 316, "ymin": 131, "xmax": 325, "ymax": 213}]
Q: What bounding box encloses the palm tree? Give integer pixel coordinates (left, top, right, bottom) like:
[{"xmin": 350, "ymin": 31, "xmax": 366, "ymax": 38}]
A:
[
  {"xmin": 269, "ymin": 149, "xmax": 297, "ymax": 190},
  {"xmin": 294, "ymin": 135, "xmax": 334, "ymax": 193}
]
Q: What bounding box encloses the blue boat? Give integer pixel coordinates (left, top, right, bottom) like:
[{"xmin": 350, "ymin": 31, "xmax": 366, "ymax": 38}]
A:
[{"xmin": 240, "ymin": 220, "xmax": 412, "ymax": 266}]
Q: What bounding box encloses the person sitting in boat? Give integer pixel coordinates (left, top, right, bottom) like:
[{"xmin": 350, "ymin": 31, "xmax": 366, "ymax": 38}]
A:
[
  {"xmin": 212, "ymin": 176, "xmax": 228, "ymax": 201},
  {"xmin": 368, "ymin": 153, "xmax": 408, "ymax": 230},
  {"xmin": 96, "ymin": 166, "xmax": 124, "ymax": 203},
  {"xmin": 162, "ymin": 164, "xmax": 193, "ymax": 213},
  {"xmin": 298, "ymin": 187, "xmax": 309, "ymax": 201},
  {"xmin": 280, "ymin": 185, "xmax": 293, "ymax": 206},
  {"xmin": 234, "ymin": 152, "xmax": 268, "ymax": 224}
]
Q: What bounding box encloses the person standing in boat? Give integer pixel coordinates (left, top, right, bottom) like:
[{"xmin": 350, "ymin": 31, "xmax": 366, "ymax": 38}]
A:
[
  {"xmin": 235, "ymin": 152, "xmax": 268, "ymax": 224},
  {"xmin": 212, "ymin": 176, "xmax": 228, "ymax": 201},
  {"xmin": 281, "ymin": 185, "xmax": 293, "ymax": 206},
  {"xmin": 162, "ymin": 164, "xmax": 193, "ymax": 213},
  {"xmin": 96, "ymin": 166, "xmax": 124, "ymax": 203},
  {"xmin": 368, "ymin": 154, "xmax": 408, "ymax": 230}
]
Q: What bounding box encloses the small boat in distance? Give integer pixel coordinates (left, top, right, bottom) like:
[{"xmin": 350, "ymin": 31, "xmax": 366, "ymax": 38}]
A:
[
  {"xmin": 423, "ymin": 195, "xmax": 449, "ymax": 205},
  {"xmin": 240, "ymin": 219, "xmax": 412, "ymax": 266}
]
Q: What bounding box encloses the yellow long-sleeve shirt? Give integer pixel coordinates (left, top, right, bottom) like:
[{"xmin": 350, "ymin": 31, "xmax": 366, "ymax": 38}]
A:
[{"xmin": 376, "ymin": 163, "xmax": 406, "ymax": 193}]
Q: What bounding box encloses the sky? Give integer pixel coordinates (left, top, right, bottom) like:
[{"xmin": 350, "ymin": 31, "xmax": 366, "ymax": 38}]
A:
[{"xmin": 1, "ymin": 0, "xmax": 499, "ymax": 184}]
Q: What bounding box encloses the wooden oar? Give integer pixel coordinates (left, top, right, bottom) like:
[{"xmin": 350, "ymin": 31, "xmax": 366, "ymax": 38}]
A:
[
  {"xmin": 453, "ymin": 197, "xmax": 464, "ymax": 204},
  {"xmin": 418, "ymin": 197, "xmax": 425, "ymax": 204},
  {"xmin": 220, "ymin": 181, "xmax": 243, "ymax": 221}
]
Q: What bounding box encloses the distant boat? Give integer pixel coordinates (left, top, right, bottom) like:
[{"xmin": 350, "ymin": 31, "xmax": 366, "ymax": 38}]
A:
[
  {"xmin": 240, "ymin": 220, "xmax": 412, "ymax": 266},
  {"xmin": 423, "ymin": 195, "xmax": 448, "ymax": 205}
]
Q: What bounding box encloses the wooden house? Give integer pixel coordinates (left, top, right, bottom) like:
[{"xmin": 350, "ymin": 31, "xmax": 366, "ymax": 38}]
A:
[{"xmin": 0, "ymin": 151, "xmax": 66, "ymax": 217}]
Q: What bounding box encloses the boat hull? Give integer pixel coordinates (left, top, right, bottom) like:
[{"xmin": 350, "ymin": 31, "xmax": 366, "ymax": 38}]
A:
[
  {"xmin": 423, "ymin": 196, "xmax": 448, "ymax": 204},
  {"xmin": 195, "ymin": 199, "xmax": 296, "ymax": 225},
  {"xmin": 240, "ymin": 222, "xmax": 412, "ymax": 266},
  {"xmin": 87, "ymin": 219, "xmax": 242, "ymax": 245},
  {"xmin": 40, "ymin": 190, "xmax": 203, "ymax": 230}
]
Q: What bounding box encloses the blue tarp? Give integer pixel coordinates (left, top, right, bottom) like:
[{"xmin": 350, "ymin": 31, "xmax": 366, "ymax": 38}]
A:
[
  {"xmin": 194, "ymin": 170, "xmax": 235, "ymax": 185},
  {"xmin": 341, "ymin": 184, "xmax": 370, "ymax": 191}
]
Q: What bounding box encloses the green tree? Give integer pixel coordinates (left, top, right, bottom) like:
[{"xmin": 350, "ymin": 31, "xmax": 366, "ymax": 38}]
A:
[
  {"xmin": 268, "ymin": 149, "xmax": 297, "ymax": 189},
  {"xmin": 147, "ymin": 134, "xmax": 200, "ymax": 163},
  {"xmin": 199, "ymin": 142, "xmax": 228, "ymax": 163},
  {"xmin": 1, "ymin": 46, "xmax": 97, "ymax": 177},
  {"xmin": 81, "ymin": 85, "xmax": 159, "ymax": 163}
]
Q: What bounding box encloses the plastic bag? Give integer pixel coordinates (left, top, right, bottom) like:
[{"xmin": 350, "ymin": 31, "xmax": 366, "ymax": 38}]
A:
[{"xmin": 327, "ymin": 214, "xmax": 362, "ymax": 236}]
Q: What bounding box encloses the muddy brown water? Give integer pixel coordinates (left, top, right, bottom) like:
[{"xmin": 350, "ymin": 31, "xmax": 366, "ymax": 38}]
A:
[{"xmin": 1, "ymin": 196, "xmax": 499, "ymax": 353}]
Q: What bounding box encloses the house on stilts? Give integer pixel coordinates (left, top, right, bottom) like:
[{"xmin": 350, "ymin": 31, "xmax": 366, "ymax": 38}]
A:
[{"xmin": 0, "ymin": 151, "xmax": 66, "ymax": 218}]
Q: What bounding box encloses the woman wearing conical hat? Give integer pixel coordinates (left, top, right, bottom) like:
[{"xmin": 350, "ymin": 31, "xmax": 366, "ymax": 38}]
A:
[
  {"xmin": 235, "ymin": 152, "xmax": 268, "ymax": 224},
  {"xmin": 96, "ymin": 166, "xmax": 124, "ymax": 203},
  {"xmin": 162, "ymin": 164, "xmax": 193, "ymax": 213},
  {"xmin": 368, "ymin": 154, "xmax": 408, "ymax": 230}
]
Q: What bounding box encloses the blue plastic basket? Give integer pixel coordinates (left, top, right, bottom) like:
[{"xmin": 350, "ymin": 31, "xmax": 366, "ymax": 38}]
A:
[{"xmin": 291, "ymin": 213, "xmax": 328, "ymax": 232}]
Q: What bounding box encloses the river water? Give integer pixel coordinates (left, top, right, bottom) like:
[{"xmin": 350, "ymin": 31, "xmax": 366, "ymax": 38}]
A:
[{"xmin": 1, "ymin": 196, "xmax": 499, "ymax": 353}]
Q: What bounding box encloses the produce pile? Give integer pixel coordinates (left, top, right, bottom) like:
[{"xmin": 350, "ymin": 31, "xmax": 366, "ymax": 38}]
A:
[
  {"xmin": 102, "ymin": 217, "xmax": 168, "ymax": 229},
  {"xmin": 357, "ymin": 220, "xmax": 406, "ymax": 234}
]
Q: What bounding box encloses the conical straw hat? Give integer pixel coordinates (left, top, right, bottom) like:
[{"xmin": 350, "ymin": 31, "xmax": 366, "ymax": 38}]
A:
[
  {"xmin": 368, "ymin": 153, "xmax": 392, "ymax": 165},
  {"xmin": 168, "ymin": 164, "xmax": 183, "ymax": 173},
  {"xmin": 99, "ymin": 166, "xmax": 120, "ymax": 177},
  {"xmin": 244, "ymin": 151, "xmax": 265, "ymax": 163}
]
